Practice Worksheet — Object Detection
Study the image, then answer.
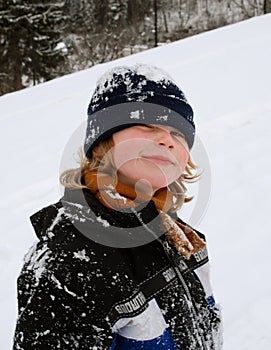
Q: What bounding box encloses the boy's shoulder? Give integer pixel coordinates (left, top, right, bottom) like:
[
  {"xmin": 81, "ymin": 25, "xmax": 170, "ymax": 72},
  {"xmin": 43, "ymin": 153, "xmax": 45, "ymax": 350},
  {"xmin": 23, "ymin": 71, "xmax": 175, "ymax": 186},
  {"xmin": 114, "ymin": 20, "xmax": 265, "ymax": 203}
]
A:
[
  {"xmin": 28, "ymin": 196, "xmax": 130, "ymax": 286},
  {"xmin": 29, "ymin": 192, "xmax": 112, "ymax": 254},
  {"xmin": 30, "ymin": 200, "xmax": 64, "ymax": 239}
]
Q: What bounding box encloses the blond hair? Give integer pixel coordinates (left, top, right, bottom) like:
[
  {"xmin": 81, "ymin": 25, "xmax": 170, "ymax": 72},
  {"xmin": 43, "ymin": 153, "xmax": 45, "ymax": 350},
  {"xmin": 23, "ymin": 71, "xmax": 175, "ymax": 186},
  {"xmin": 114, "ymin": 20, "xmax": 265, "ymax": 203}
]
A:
[{"xmin": 59, "ymin": 137, "xmax": 201, "ymax": 212}]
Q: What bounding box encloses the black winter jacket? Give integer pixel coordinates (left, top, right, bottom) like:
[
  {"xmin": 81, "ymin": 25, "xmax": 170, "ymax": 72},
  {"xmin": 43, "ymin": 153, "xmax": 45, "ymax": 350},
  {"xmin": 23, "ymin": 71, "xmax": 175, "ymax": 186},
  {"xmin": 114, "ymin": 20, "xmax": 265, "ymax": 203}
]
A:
[{"xmin": 13, "ymin": 188, "xmax": 223, "ymax": 349}]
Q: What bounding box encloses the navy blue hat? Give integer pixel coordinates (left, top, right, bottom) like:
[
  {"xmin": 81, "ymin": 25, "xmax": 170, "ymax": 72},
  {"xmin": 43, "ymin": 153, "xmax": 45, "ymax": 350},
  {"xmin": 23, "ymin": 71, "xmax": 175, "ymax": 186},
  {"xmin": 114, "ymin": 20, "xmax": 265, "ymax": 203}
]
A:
[{"xmin": 84, "ymin": 64, "xmax": 195, "ymax": 158}]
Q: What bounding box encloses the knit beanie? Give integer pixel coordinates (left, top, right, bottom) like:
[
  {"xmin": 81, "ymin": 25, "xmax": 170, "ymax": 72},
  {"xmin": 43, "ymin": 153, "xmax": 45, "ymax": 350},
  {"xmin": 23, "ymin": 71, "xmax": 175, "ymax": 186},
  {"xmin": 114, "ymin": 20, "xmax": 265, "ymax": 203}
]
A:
[{"xmin": 84, "ymin": 64, "xmax": 195, "ymax": 158}]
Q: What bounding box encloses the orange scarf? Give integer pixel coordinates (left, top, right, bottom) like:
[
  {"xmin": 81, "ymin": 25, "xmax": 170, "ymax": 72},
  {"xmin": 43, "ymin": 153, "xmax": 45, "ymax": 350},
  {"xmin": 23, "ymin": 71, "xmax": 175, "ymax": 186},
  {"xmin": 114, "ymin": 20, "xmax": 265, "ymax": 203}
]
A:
[{"xmin": 84, "ymin": 170, "xmax": 206, "ymax": 259}]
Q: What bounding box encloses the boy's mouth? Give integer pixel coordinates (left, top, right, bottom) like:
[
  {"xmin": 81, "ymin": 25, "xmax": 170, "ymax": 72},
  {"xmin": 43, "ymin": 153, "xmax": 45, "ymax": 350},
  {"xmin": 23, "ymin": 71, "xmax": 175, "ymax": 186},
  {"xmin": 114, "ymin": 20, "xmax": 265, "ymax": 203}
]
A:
[{"xmin": 141, "ymin": 155, "xmax": 174, "ymax": 165}]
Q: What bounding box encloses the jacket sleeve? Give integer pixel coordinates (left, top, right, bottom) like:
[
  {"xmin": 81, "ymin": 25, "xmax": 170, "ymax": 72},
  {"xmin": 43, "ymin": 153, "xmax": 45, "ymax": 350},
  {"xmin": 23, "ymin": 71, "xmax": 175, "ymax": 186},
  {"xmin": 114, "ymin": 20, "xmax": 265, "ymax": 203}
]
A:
[{"xmin": 13, "ymin": 240, "xmax": 116, "ymax": 350}]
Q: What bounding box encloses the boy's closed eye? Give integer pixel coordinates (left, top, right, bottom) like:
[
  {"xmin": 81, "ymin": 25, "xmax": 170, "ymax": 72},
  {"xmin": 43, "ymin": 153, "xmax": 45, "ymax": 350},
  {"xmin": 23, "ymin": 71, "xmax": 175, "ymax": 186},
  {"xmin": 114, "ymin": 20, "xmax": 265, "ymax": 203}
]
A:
[
  {"xmin": 144, "ymin": 124, "xmax": 186, "ymax": 141},
  {"xmin": 170, "ymin": 130, "xmax": 185, "ymax": 139}
]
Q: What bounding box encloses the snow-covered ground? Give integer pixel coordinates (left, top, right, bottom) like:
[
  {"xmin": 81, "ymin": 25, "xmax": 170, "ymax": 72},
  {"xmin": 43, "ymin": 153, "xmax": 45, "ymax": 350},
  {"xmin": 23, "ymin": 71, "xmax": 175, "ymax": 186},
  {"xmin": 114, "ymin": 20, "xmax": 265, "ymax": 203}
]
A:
[{"xmin": 1, "ymin": 14, "xmax": 271, "ymax": 349}]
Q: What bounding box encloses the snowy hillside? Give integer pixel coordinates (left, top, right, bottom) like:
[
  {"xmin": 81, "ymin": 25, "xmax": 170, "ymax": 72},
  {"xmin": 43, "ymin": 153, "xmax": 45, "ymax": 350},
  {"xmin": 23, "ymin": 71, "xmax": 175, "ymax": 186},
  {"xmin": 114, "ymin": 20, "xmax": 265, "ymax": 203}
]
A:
[{"xmin": 1, "ymin": 14, "xmax": 271, "ymax": 349}]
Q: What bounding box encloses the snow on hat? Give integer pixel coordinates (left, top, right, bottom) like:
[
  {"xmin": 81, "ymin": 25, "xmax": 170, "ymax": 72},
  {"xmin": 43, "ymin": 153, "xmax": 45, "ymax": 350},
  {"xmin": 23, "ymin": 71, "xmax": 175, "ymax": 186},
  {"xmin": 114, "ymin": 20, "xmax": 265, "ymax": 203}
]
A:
[{"xmin": 84, "ymin": 63, "xmax": 195, "ymax": 158}]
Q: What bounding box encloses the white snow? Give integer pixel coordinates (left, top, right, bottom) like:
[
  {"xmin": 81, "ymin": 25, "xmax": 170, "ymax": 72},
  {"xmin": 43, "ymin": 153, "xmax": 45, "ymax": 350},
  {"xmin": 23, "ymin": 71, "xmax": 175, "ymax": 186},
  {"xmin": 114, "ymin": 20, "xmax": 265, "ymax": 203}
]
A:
[
  {"xmin": 1, "ymin": 14, "xmax": 271, "ymax": 349},
  {"xmin": 156, "ymin": 115, "xmax": 169, "ymax": 121},
  {"xmin": 104, "ymin": 187, "xmax": 127, "ymax": 202},
  {"xmin": 47, "ymin": 207, "xmax": 65, "ymax": 234},
  {"xmin": 24, "ymin": 242, "xmax": 51, "ymax": 285},
  {"xmin": 96, "ymin": 216, "xmax": 110, "ymax": 228},
  {"xmin": 50, "ymin": 275, "xmax": 81, "ymax": 299},
  {"xmin": 93, "ymin": 63, "xmax": 175, "ymax": 101},
  {"xmin": 133, "ymin": 63, "xmax": 175, "ymax": 84},
  {"xmin": 130, "ymin": 110, "xmax": 140, "ymax": 119},
  {"xmin": 73, "ymin": 249, "xmax": 90, "ymax": 262}
]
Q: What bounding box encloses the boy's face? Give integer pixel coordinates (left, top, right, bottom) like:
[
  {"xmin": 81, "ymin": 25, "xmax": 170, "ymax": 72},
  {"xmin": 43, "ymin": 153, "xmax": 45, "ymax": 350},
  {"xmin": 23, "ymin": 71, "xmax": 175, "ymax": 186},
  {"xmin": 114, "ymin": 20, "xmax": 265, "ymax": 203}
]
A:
[{"xmin": 112, "ymin": 124, "xmax": 189, "ymax": 195}]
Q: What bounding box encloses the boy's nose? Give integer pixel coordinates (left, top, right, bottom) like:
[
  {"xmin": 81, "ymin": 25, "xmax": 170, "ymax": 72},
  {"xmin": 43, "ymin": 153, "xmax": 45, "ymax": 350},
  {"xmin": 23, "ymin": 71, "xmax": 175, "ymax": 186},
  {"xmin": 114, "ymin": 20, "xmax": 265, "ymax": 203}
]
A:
[{"xmin": 155, "ymin": 129, "xmax": 174, "ymax": 149}]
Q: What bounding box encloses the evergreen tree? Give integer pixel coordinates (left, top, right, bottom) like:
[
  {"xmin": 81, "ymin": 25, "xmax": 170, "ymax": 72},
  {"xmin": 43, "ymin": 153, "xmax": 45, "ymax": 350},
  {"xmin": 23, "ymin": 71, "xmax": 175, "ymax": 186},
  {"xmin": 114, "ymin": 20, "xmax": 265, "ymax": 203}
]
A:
[
  {"xmin": 64, "ymin": 0, "xmax": 94, "ymax": 32},
  {"xmin": 0, "ymin": 0, "xmax": 69, "ymax": 95}
]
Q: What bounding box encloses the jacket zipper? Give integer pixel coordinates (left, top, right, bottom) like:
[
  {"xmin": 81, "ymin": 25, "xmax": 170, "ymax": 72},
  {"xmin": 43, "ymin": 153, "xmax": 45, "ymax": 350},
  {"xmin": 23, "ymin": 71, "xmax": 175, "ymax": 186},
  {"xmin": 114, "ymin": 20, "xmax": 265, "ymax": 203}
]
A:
[
  {"xmin": 131, "ymin": 209, "xmax": 208, "ymax": 350},
  {"xmin": 161, "ymin": 240, "xmax": 208, "ymax": 350}
]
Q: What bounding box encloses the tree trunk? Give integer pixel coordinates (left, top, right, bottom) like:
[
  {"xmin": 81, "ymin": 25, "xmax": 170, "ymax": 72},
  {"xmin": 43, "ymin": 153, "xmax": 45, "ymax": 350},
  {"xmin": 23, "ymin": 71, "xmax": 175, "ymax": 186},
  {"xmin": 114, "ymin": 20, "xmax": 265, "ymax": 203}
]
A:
[
  {"xmin": 154, "ymin": 0, "xmax": 158, "ymax": 47},
  {"xmin": 11, "ymin": 39, "xmax": 23, "ymax": 91},
  {"xmin": 162, "ymin": 10, "xmax": 168, "ymax": 33},
  {"xmin": 128, "ymin": 0, "xmax": 138, "ymax": 27},
  {"xmin": 264, "ymin": 0, "xmax": 271, "ymax": 13}
]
